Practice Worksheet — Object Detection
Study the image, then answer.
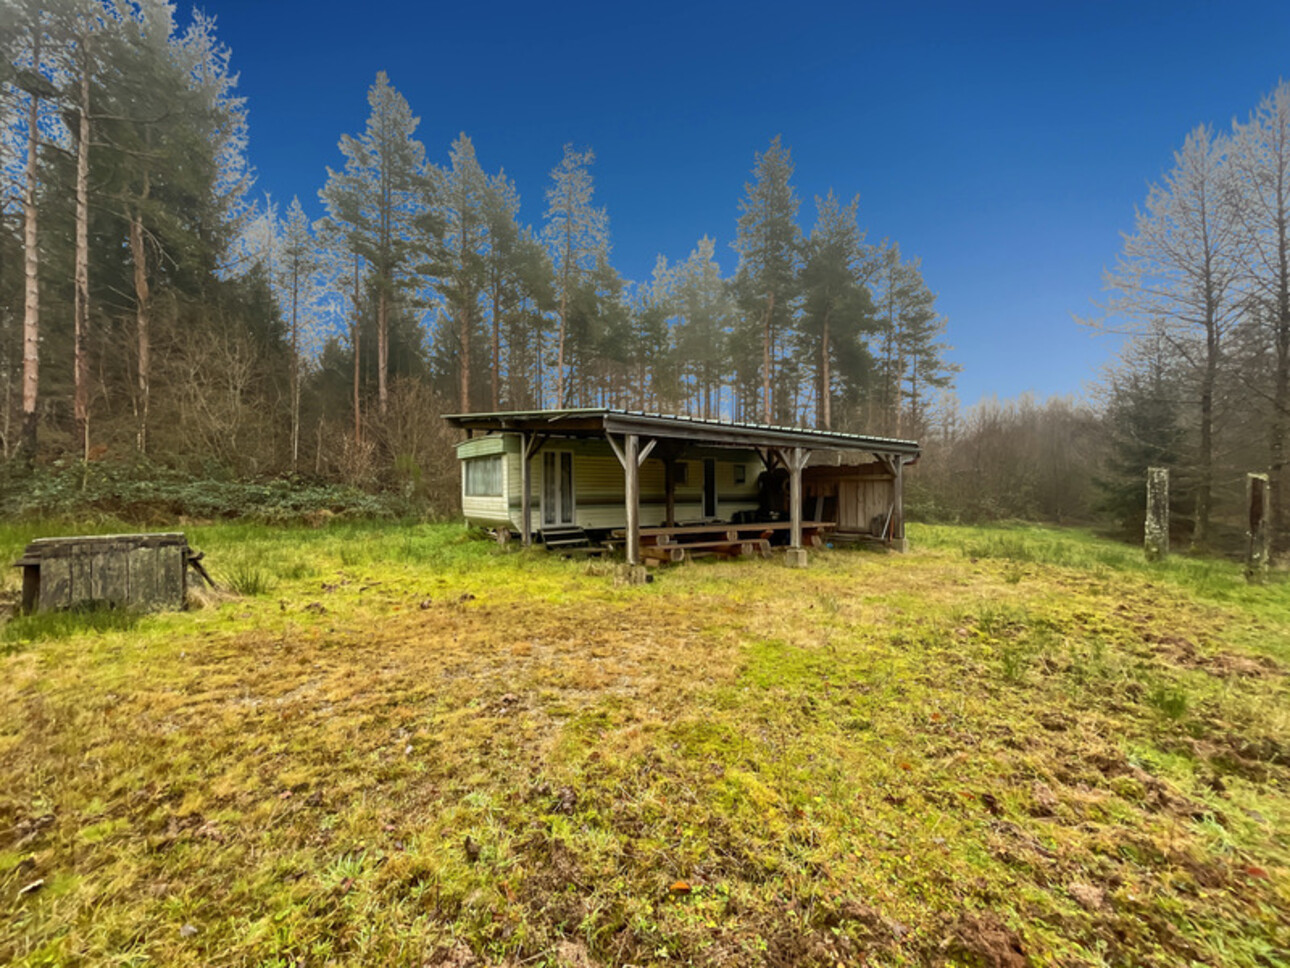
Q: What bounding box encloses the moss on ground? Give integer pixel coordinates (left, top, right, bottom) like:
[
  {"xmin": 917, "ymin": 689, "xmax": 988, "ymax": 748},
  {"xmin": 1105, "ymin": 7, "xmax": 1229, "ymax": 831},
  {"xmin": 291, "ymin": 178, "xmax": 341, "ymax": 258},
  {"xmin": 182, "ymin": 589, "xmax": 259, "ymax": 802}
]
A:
[{"xmin": 1, "ymin": 521, "xmax": 1287, "ymax": 966}]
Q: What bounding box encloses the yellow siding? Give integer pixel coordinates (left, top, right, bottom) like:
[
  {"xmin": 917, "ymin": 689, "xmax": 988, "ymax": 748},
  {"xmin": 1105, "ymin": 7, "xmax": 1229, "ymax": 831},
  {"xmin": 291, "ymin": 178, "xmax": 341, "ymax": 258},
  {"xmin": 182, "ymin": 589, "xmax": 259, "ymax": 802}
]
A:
[{"xmin": 459, "ymin": 436, "xmax": 765, "ymax": 533}]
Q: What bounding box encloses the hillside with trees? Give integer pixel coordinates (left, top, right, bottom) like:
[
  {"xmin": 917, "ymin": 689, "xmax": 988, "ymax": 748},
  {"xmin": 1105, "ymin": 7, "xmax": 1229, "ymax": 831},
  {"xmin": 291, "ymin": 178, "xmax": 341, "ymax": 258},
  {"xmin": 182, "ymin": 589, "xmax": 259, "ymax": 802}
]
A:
[
  {"xmin": 0, "ymin": 1, "xmax": 953, "ymax": 511},
  {"xmin": 3, "ymin": 0, "xmax": 1290, "ymax": 561}
]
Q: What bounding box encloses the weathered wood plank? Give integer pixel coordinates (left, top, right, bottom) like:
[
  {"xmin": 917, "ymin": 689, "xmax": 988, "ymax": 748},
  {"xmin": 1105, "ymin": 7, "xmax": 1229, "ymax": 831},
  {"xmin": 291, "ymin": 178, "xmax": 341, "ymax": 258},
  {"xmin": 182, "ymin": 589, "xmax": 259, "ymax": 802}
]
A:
[
  {"xmin": 25, "ymin": 532, "xmax": 185, "ymax": 556},
  {"xmin": 128, "ymin": 546, "xmax": 162, "ymax": 609},
  {"xmin": 39, "ymin": 558, "xmax": 72, "ymax": 611},
  {"xmin": 90, "ymin": 550, "xmax": 128, "ymax": 607},
  {"xmin": 69, "ymin": 553, "xmax": 95, "ymax": 609},
  {"xmin": 159, "ymin": 546, "xmax": 186, "ymax": 606},
  {"xmin": 641, "ymin": 545, "xmax": 685, "ymax": 563}
]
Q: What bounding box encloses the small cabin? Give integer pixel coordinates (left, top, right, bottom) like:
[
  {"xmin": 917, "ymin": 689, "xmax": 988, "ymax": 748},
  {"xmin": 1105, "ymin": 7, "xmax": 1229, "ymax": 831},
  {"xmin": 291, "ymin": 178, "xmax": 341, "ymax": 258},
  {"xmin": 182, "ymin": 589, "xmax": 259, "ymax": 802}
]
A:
[{"xmin": 443, "ymin": 409, "xmax": 919, "ymax": 566}]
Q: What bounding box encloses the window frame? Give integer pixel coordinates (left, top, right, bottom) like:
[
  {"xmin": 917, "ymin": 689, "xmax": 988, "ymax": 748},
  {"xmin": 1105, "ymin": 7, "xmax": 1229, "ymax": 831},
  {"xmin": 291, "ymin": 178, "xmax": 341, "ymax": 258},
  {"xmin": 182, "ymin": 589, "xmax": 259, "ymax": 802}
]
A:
[{"xmin": 464, "ymin": 455, "xmax": 504, "ymax": 497}]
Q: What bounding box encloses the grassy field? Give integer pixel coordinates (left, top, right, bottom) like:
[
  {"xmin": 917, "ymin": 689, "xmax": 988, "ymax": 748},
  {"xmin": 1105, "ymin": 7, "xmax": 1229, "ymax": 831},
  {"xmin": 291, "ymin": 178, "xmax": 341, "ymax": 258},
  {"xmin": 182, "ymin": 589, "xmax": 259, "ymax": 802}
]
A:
[{"xmin": 0, "ymin": 520, "xmax": 1287, "ymax": 967}]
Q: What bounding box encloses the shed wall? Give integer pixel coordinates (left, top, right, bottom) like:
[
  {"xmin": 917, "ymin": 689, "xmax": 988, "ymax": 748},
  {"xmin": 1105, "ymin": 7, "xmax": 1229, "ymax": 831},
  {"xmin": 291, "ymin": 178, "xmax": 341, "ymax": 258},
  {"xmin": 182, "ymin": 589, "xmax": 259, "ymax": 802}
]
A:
[{"xmin": 804, "ymin": 463, "xmax": 894, "ymax": 536}]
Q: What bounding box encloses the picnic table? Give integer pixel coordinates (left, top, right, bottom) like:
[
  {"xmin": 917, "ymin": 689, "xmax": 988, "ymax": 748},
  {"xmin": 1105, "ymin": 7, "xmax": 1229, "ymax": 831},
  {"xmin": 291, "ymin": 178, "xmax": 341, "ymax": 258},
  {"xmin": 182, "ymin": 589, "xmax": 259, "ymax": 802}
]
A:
[{"xmin": 610, "ymin": 521, "xmax": 836, "ymax": 563}]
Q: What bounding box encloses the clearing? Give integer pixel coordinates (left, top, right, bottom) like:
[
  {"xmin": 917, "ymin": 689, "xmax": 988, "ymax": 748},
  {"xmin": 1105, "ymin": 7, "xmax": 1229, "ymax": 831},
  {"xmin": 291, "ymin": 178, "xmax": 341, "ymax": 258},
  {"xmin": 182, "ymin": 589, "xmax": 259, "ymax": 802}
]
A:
[{"xmin": 1, "ymin": 521, "xmax": 1287, "ymax": 967}]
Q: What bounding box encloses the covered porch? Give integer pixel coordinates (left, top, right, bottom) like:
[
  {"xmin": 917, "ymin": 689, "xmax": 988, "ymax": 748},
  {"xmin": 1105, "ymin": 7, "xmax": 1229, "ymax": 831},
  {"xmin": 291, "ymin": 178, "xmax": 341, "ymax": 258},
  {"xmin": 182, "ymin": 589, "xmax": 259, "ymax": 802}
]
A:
[{"xmin": 443, "ymin": 409, "xmax": 920, "ymax": 567}]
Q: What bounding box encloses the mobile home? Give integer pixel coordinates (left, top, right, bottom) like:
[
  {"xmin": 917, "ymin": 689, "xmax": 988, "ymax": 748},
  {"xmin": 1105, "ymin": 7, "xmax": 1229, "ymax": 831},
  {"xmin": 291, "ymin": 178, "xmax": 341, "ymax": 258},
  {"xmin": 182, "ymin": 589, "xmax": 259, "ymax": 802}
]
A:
[{"xmin": 444, "ymin": 409, "xmax": 919, "ymax": 565}]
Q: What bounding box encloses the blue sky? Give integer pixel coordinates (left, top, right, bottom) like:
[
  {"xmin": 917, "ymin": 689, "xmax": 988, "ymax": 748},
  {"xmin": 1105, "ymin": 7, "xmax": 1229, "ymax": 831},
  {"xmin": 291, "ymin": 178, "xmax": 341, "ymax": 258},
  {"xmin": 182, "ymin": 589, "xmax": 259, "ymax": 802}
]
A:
[{"xmin": 195, "ymin": 0, "xmax": 1290, "ymax": 407}]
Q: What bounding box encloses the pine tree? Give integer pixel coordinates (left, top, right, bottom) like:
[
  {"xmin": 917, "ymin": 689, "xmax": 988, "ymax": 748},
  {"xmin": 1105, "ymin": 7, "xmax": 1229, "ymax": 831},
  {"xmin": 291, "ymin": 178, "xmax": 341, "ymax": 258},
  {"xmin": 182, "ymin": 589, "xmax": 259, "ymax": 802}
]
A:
[
  {"xmin": 10, "ymin": 0, "xmax": 62, "ymax": 460},
  {"xmin": 673, "ymin": 237, "xmax": 735, "ymax": 418},
  {"xmin": 799, "ymin": 190, "xmax": 872, "ymax": 430},
  {"xmin": 68, "ymin": 0, "xmax": 103, "ymax": 461},
  {"xmin": 892, "ymin": 257, "xmax": 954, "ymax": 438},
  {"xmin": 280, "ymin": 197, "xmax": 321, "ymax": 470},
  {"xmin": 632, "ymin": 256, "xmax": 675, "ymax": 411},
  {"xmin": 1096, "ymin": 334, "xmax": 1190, "ymax": 537},
  {"xmin": 732, "ymin": 136, "xmax": 801, "ymax": 423},
  {"xmin": 101, "ymin": 0, "xmax": 253, "ymax": 454},
  {"xmin": 542, "ymin": 144, "xmax": 607, "ymax": 408},
  {"xmin": 432, "ymin": 134, "xmax": 487, "ymax": 413},
  {"xmin": 481, "ymin": 169, "xmax": 521, "ymax": 411},
  {"xmin": 320, "ymin": 72, "xmax": 428, "ymax": 416}
]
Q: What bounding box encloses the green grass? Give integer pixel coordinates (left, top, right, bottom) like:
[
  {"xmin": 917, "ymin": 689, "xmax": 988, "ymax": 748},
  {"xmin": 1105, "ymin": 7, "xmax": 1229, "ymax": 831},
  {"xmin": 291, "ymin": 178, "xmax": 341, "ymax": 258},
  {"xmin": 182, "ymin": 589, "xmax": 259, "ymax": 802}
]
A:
[
  {"xmin": 1, "ymin": 519, "xmax": 1288, "ymax": 967},
  {"xmin": 1, "ymin": 603, "xmax": 140, "ymax": 649}
]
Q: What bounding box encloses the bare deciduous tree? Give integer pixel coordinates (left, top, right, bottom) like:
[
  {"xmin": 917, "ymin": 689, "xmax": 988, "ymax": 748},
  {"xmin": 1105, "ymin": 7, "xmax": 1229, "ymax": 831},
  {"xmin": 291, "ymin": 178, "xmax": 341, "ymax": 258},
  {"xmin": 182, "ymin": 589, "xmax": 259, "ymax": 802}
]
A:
[{"xmin": 1103, "ymin": 126, "xmax": 1242, "ymax": 548}]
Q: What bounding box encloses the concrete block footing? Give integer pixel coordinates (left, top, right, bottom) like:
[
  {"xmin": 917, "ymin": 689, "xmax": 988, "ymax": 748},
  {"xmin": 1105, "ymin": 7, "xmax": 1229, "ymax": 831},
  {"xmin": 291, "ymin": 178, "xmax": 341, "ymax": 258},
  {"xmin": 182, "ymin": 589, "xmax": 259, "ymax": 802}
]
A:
[{"xmin": 615, "ymin": 564, "xmax": 651, "ymax": 586}]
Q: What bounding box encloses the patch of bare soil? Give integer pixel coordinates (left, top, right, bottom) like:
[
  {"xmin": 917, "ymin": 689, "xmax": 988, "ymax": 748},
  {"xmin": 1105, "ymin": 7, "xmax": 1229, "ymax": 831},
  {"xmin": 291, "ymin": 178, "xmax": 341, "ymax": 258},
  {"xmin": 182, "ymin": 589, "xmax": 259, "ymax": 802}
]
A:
[
  {"xmin": 1138, "ymin": 629, "xmax": 1284, "ymax": 680},
  {"xmin": 941, "ymin": 911, "xmax": 1028, "ymax": 967}
]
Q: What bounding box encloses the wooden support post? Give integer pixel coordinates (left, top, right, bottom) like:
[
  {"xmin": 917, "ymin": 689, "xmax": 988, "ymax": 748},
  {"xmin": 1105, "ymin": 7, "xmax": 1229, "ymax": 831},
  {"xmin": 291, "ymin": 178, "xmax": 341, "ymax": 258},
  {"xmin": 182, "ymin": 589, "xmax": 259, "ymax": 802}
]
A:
[
  {"xmin": 784, "ymin": 446, "xmax": 809, "ymax": 567},
  {"xmin": 1247, "ymin": 472, "xmax": 1271, "ymax": 583},
  {"xmin": 519, "ymin": 432, "xmax": 532, "ymax": 547},
  {"xmin": 609, "ymin": 433, "xmax": 654, "ymax": 575},
  {"xmin": 664, "ymin": 457, "xmax": 677, "ymax": 528},
  {"xmin": 892, "ymin": 457, "xmax": 908, "ymax": 552},
  {"xmin": 1145, "ymin": 466, "xmax": 1169, "ymax": 562},
  {"xmin": 789, "ymin": 447, "xmax": 804, "ymax": 549},
  {"xmin": 625, "ymin": 434, "xmax": 641, "ymax": 567}
]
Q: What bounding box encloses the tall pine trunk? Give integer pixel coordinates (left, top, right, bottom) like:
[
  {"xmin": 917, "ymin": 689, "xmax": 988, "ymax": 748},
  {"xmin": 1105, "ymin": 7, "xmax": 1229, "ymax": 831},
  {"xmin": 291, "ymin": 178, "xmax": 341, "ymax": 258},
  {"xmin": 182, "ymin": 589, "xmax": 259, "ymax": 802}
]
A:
[
  {"xmin": 818, "ymin": 311, "xmax": 831, "ymax": 430},
  {"xmin": 377, "ymin": 286, "xmax": 388, "ymax": 415},
  {"xmin": 761, "ymin": 291, "xmax": 774, "ymax": 423},
  {"xmin": 130, "ymin": 193, "xmax": 150, "ymax": 455},
  {"xmin": 290, "ymin": 261, "xmax": 300, "ymax": 471},
  {"xmin": 19, "ymin": 28, "xmax": 41, "ymax": 462},
  {"xmin": 491, "ymin": 272, "xmax": 501, "ymax": 411},
  {"xmin": 555, "ymin": 228, "xmax": 570, "ymax": 409},
  {"xmin": 74, "ymin": 41, "xmax": 91, "ymax": 461},
  {"xmin": 458, "ymin": 305, "xmax": 471, "ymax": 412},
  {"xmin": 352, "ymin": 255, "xmax": 362, "ymax": 443},
  {"xmin": 1272, "ymin": 201, "xmax": 1290, "ymax": 555}
]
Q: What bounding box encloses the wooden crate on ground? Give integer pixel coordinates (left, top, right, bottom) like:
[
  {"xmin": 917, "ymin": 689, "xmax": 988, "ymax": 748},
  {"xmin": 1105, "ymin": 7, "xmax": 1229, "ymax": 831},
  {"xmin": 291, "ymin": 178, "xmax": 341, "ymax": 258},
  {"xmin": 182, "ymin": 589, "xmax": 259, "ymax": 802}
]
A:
[{"xmin": 14, "ymin": 533, "xmax": 208, "ymax": 614}]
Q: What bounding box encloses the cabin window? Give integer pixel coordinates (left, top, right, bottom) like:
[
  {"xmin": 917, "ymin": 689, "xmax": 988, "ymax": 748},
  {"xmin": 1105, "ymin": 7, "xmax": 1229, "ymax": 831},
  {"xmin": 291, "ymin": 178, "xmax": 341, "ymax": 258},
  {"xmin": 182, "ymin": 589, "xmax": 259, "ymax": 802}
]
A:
[
  {"xmin": 734, "ymin": 464, "xmax": 747, "ymax": 485},
  {"xmin": 673, "ymin": 462, "xmax": 690, "ymax": 485},
  {"xmin": 464, "ymin": 456, "xmax": 503, "ymax": 496}
]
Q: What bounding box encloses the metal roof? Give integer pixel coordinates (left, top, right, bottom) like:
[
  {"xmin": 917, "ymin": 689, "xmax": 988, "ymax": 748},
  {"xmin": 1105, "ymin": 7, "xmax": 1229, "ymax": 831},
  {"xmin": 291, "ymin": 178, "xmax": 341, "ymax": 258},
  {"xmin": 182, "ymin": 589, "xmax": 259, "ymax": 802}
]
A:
[{"xmin": 442, "ymin": 408, "xmax": 920, "ymax": 457}]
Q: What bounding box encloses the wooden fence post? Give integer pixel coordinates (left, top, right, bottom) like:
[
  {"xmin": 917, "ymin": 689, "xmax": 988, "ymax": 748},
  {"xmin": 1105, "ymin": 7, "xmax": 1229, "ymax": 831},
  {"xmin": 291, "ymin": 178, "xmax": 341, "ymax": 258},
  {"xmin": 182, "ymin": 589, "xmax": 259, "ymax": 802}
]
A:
[
  {"xmin": 1246, "ymin": 472, "xmax": 1271, "ymax": 583},
  {"xmin": 1145, "ymin": 466, "xmax": 1169, "ymax": 562}
]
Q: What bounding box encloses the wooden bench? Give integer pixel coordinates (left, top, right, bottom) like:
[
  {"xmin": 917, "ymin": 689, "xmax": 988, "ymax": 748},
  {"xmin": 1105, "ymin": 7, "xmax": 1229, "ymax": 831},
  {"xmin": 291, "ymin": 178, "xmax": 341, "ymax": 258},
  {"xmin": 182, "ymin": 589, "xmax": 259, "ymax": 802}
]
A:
[
  {"xmin": 615, "ymin": 521, "xmax": 834, "ymax": 545},
  {"xmin": 682, "ymin": 538, "xmax": 772, "ymax": 558},
  {"xmin": 640, "ymin": 538, "xmax": 772, "ymax": 563}
]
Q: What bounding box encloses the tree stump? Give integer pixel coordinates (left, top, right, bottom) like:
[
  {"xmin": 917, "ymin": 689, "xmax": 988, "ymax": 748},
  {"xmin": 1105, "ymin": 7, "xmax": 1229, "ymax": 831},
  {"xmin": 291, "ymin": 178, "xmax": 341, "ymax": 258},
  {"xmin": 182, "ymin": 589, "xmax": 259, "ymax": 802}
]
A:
[{"xmin": 1144, "ymin": 466, "xmax": 1169, "ymax": 562}]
